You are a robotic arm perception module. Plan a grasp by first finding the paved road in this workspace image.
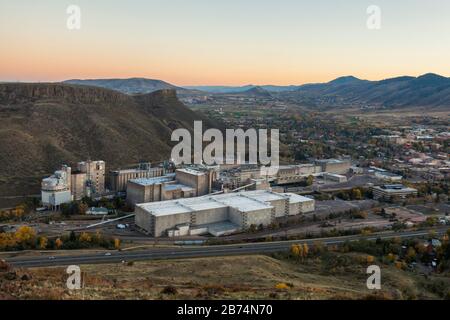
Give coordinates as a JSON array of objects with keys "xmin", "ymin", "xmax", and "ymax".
[{"xmin": 5, "ymin": 228, "xmax": 448, "ymax": 268}]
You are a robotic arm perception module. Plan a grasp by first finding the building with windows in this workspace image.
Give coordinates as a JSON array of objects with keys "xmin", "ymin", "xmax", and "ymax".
[
  {"xmin": 175, "ymin": 167, "xmax": 217, "ymax": 196},
  {"xmin": 135, "ymin": 190, "xmax": 315, "ymax": 237},
  {"xmin": 215, "ymin": 164, "xmax": 264, "ymax": 190},
  {"xmin": 315, "ymin": 159, "xmax": 351, "ymax": 174},
  {"xmin": 274, "ymin": 164, "xmax": 321, "ymax": 185},
  {"xmin": 41, "ymin": 165, "xmax": 72, "ymax": 209},
  {"xmin": 372, "ymin": 184, "xmax": 418, "ymax": 201},
  {"xmin": 374, "ymin": 171, "xmax": 403, "ymax": 182},
  {"xmin": 77, "ymin": 160, "xmax": 106, "ymax": 195},
  {"xmin": 126, "ymin": 165, "xmax": 218, "ymax": 206},
  {"xmin": 323, "ymin": 173, "xmax": 348, "ymax": 183},
  {"xmin": 110, "ymin": 164, "xmax": 165, "ymax": 192},
  {"xmin": 126, "ymin": 174, "xmax": 197, "ymax": 206},
  {"xmin": 70, "ymin": 170, "xmax": 88, "ymax": 200}
]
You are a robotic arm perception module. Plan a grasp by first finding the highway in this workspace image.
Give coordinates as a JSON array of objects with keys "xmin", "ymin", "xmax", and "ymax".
[{"xmin": 5, "ymin": 227, "xmax": 448, "ymax": 268}]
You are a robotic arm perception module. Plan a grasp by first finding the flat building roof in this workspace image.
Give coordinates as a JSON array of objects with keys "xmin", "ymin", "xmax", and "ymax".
[
  {"xmin": 163, "ymin": 184, "xmax": 195, "ymax": 192},
  {"xmin": 176, "ymin": 168, "xmax": 207, "ymax": 176},
  {"xmin": 129, "ymin": 174, "xmax": 175, "ymax": 186},
  {"xmin": 136, "ymin": 190, "xmax": 313, "ymax": 217},
  {"xmin": 214, "ymin": 194, "xmax": 272, "ymax": 212},
  {"xmin": 373, "ymin": 185, "xmax": 417, "ymax": 193}
]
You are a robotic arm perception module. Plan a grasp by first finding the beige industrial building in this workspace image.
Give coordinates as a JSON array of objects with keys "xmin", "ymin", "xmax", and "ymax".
[
  {"xmin": 217, "ymin": 160, "xmax": 351, "ymax": 188},
  {"xmin": 372, "ymin": 184, "xmax": 418, "ymax": 201},
  {"xmin": 126, "ymin": 174, "xmax": 196, "ymax": 206},
  {"xmin": 323, "ymin": 172, "xmax": 348, "ymax": 183},
  {"xmin": 70, "ymin": 160, "xmax": 106, "ymax": 200},
  {"xmin": 78, "ymin": 160, "xmax": 106, "ymax": 195},
  {"xmin": 126, "ymin": 166, "xmax": 217, "ymax": 206},
  {"xmin": 110, "ymin": 165, "xmax": 165, "ymax": 192},
  {"xmin": 216, "ymin": 166, "xmax": 261, "ymax": 190},
  {"xmin": 374, "ymin": 171, "xmax": 403, "ymax": 182},
  {"xmin": 275, "ymin": 164, "xmax": 321, "ymax": 185},
  {"xmin": 249, "ymin": 178, "xmax": 271, "ymax": 191},
  {"xmin": 135, "ymin": 190, "xmax": 315, "ymax": 237},
  {"xmin": 176, "ymin": 167, "xmax": 217, "ymax": 196},
  {"xmin": 315, "ymin": 159, "xmax": 351, "ymax": 174},
  {"xmin": 70, "ymin": 170, "xmax": 87, "ymax": 200},
  {"xmin": 42, "ymin": 160, "xmax": 106, "ymax": 207},
  {"xmin": 127, "ymin": 175, "xmax": 175, "ymax": 205},
  {"xmin": 274, "ymin": 162, "xmax": 350, "ymax": 185}
]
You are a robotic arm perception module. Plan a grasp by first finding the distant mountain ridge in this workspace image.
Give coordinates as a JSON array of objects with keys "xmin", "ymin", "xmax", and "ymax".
[
  {"xmin": 64, "ymin": 78, "xmax": 180, "ymax": 94},
  {"xmin": 284, "ymin": 73, "xmax": 450, "ymax": 108},
  {"xmin": 220, "ymin": 86, "xmax": 273, "ymax": 97},
  {"xmin": 242, "ymin": 86, "xmax": 273, "ymax": 97},
  {"xmin": 63, "ymin": 74, "xmax": 450, "ymax": 108},
  {"xmin": 184, "ymin": 84, "xmax": 296, "ymax": 93}
]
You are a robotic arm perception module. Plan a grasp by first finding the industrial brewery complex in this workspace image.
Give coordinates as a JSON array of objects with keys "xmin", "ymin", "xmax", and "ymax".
[
  {"xmin": 36, "ymin": 155, "xmax": 434, "ymax": 239},
  {"xmin": 135, "ymin": 190, "xmax": 315, "ymax": 237}
]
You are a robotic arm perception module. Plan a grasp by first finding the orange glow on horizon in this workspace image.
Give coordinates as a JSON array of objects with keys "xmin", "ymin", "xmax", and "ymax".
[{"xmin": 2, "ymin": 1, "xmax": 450, "ymax": 86}]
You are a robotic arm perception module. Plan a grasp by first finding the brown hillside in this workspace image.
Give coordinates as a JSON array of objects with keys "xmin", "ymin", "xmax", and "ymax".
[{"xmin": 0, "ymin": 83, "xmax": 218, "ymax": 198}]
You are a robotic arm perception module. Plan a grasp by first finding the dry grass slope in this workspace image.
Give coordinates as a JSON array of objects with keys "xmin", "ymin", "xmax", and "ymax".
[
  {"xmin": 0, "ymin": 83, "xmax": 218, "ymax": 199},
  {"xmin": 0, "ymin": 254, "xmax": 443, "ymax": 300}
]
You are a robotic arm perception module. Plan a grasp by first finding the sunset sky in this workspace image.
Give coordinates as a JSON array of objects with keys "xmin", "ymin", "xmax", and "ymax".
[{"xmin": 1, "ymin": 0, "xmax": 450, "ymax": 85}]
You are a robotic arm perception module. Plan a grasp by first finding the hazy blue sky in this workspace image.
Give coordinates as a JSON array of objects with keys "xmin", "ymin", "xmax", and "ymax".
[{"xmin": 1, "ymin": 0, "xmax": 450, "ymax": 85}]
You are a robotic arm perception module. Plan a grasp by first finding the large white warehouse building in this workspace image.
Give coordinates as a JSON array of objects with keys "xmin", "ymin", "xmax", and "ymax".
[{"xmin": 135, "ymin": 190, "xmax": 315, "ymax": 237}]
